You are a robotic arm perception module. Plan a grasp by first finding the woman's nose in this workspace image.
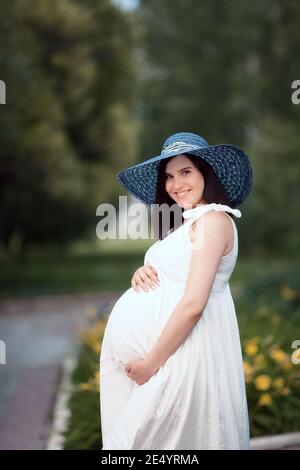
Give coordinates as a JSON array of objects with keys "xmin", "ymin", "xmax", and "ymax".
[{"xmin": 173, "ymin": 177, "xmax": 184, "ymax": 190}]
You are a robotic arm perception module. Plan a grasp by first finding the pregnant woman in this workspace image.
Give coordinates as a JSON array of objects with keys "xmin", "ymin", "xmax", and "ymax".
[{"xmin": 99, "ymin": 132, "xmax": 253, "ymax": 450}]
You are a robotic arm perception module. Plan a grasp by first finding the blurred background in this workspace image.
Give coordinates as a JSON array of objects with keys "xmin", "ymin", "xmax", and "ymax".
[{"xmin": 0, "ymin": 0, "xmax": 299, "ymax": 450}]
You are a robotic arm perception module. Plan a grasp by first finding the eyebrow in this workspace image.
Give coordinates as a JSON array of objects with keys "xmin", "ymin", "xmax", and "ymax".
[{"xmin": 165, "ymin": 166, "xmax": 193, "ymax": 176}]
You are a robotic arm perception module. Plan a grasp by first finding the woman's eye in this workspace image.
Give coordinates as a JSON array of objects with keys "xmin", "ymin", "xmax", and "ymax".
[
  {"xmin": 165, "ymin": 170, "xmax": 190, "ymax": 179},
  {"xmin": 182, "ymin": 170, "xmax": 190, "ymax": 175}
]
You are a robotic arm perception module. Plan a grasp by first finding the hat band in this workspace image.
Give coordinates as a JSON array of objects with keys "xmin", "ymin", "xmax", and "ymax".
[{"xmin": 161, "ymin": 141, "xmax": 201, "ymax": 154}]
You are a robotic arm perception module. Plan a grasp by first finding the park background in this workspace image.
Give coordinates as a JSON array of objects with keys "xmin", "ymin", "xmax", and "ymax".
[{"xmin": 0, "ymin": 0, "xmax": 299, "ymax": 450}]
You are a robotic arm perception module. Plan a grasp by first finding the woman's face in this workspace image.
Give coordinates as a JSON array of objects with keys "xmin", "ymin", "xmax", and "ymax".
[{"xmin": 164, "ymin": 155, "xmax": 207, "ymax": 208}]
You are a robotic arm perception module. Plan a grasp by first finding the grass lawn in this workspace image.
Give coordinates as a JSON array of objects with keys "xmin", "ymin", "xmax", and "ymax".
[{"xmin": 0, "ymin": 237, "xmax": 298, "ymax": 299}]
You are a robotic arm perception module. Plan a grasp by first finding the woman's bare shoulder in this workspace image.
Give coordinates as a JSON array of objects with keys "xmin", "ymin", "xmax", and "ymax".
[{"xmin": 189, "ymin": 210, "xmax": 232, "ymax": 248}]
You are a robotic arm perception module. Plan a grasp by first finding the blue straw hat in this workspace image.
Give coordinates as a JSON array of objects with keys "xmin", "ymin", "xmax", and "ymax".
[{"xmin": 117, "ymin": 132, "xmax": 253, "ymax": 207}]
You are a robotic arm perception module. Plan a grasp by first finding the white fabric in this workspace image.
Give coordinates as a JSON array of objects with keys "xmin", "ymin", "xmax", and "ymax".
[
  {"xmin": 161, "ymin": 142, "xmax": 200, "ymax": 154},
  {"xmin": 99, "ymin": 203, "xmax": 250, "ymax": 450}
]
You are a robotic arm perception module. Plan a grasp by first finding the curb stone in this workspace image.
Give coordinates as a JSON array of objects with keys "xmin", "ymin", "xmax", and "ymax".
[
  {"xmin": 46, "ymin": 348, "xmax": 79, "ymax": 450},
  {"xmin": 250, "ymin": 432, "xmax": 300, "ymax": 450}
]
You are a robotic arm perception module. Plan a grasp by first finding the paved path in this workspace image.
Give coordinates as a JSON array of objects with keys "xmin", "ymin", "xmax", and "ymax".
[{"xmin": 0, "ymin": 292, "xmax": 118, "ymax": 450}]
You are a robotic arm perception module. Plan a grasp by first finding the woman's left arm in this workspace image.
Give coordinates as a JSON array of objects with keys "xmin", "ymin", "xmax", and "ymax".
[{"xmin": 144, "ymin": 212, "xmax": 228, "ymax": 374}]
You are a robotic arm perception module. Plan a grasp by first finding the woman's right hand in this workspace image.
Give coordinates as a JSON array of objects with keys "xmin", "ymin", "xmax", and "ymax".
[{"xmin": 131, "ymin": 265, "xmax": 160, "ymax": 292}]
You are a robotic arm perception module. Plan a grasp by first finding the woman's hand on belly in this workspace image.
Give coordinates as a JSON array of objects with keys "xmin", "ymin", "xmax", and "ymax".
[
  {"xmin": 131, "ymin": 264, "xmax": 160, "ymax": 293},
  {"xmin": 124, "ymin": 358, "xmax": 159, "ymax": 385}
]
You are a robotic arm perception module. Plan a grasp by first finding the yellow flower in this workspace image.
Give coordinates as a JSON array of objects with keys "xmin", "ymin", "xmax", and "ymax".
[
  {"xmin": 84, "ymin": 305, "xmax": 97, "ymax": 320},
  {"xmin": 80, "ymin": 318, "xmax": 107, "ymax": 353},
  {"xmin": 253, "ymin": 353, "xmax": 268, "ymax": 369},
  {"xmin": 281, "ymin": 285, "xmax": 299, "ymax": 301},
  {"xmin": 273, "ymin": 377, "xmax": 285, "ymax": 390},
  {"xmin": 79, "ymin": 383, "xmax": 92, "ymax": 391},
  {"xmin": 279, "ymin": 387, "xmax": 290, "ymax": 396},
  {"xmin": 243, "ymin": 361, "xmax": 254, "ymax": 374},
  {"xmin": 257, "ymin": 393, "xmax": 272, "ymax": 407},
  {"xmin": 269, "ymin": 347, "xmax": 288, "ymax": 363},
  {"xmin": 91, "ymin": 340, "xmax": 101, "ymax": 353},
  {"xmin": 79, "ymin": 371, "xmax": 100, "ymax": 392},
  {"xmin": 255, "ymin": 374, "xmax": 272, "ymax": 391},
  {"xmin": 244, "ymin": 340, "xmax": 259, "ymax": 357},
  {"xmin": 269, "ymin": 347, "xmax": 292, "ymax": 370},
  {"xmin": 271, "ymin": 313, "xmax": 281, "ymax": 325},
  {"xmin": 264, "ymin": 335, "xmax": 274, "ymax": 346},
  {"xmin": 281, "ymin": 361, "xmax": 293, "ymax": 371},
  {"xmin": 243, "ymin": 361, "xmax": 255, "ymax": 382},
  {"xmin": 256, "ymin": 306, "xmax": 269, "ymax": 318}
]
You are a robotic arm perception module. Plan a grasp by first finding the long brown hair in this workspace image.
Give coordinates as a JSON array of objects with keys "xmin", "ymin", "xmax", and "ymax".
[{"xmin": 153, "ymin": 153, "xmax": 233, "ymax": 240}]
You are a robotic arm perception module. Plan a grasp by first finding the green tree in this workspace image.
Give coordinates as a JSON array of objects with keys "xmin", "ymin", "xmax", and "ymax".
[
  {"xmin": 134, "ymin": 0, "xmax": 300, "ymax": 256},
  {"xmin": 0, "ymin": 0, "xmax": 138, "ymax": 257}
]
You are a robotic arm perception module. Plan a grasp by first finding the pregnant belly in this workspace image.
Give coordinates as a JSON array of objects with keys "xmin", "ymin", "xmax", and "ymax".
[{"xmin": 105, "ymin": 284, "xmax": 181, "ymax": 363}]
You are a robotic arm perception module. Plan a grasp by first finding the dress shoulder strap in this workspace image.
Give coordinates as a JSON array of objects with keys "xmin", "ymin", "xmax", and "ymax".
[
  {"xmin": 182, "ymin": 203, "xmax": 242, "ymax": 225},
  {"xmin": 182, "ymin": 203, "xmax": 241, "ymax": 254}
]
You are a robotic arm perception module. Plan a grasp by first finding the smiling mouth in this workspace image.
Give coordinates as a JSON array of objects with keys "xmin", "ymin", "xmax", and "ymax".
[{"xmin": 174, "ymin": 189, "xmax": 191, "ymax": 197}]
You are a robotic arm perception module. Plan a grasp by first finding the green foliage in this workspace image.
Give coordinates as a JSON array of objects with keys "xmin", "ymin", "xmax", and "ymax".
[
  {"xmin": 244, "ymin": 115, "xmax": 300, "ymax": 256},
  {"xmin": 0, "ymin": 248, "xmax": 148, "ymax": 298},
  {"xmin": 1, "ymin": 0, "xmax": 299, "ymax": 259},
  {"xmin": 237, "ymin": 261, "xmax": 300, "ymax": 437},
  {"xmin": 135, "ymin": 0, "xmax": 300, "ymax": 257},
  {"xmin": 63, "ymin": 320, "xmax": 106, "ymax": 450},
  {"xmin": 0, "ymin": 0, "xmax": 138, "ymax": 256},
  {"xmin": 63, "ymin": 344, "xmax": 102, "ymax": 449}
]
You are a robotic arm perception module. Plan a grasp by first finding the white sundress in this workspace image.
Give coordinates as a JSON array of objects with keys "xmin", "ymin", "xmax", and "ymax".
[{"xmin": 99, "ymin": 203, "xmax": 250, "ymax": 450}]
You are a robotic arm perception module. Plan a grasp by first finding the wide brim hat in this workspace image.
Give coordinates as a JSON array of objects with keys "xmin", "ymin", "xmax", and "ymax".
[{"xmin": 117, "ymin": 132, "xmax": 253, "ymax": 207}]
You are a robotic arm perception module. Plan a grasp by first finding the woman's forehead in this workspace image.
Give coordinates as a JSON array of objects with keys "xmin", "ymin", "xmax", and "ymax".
[{"xmin": 165, "ymin": 154, "xmax": 193, "ymax": 171}]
